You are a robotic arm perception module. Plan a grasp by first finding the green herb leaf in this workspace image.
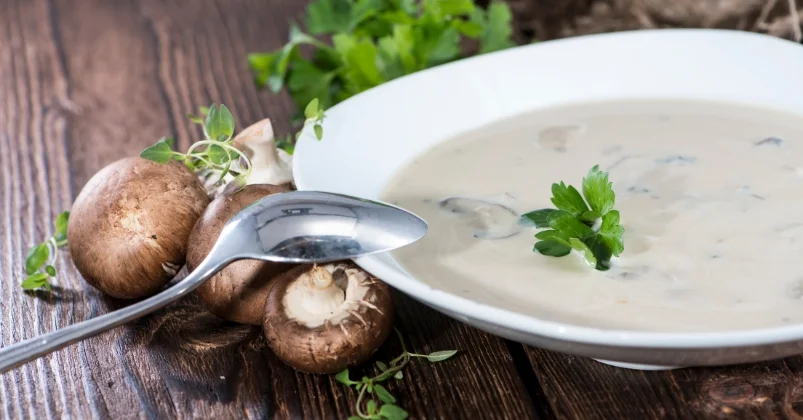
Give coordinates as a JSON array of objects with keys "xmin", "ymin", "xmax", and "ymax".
[
  {"xmin": 534, "ymin": 229, "xmax": 572, "ymax": 247},
  {"xmin": 333, "ymin": 33, "xmax": 386, "ymax": 94},
  {"xmin": 54, "ymin": 211, "xmax": 70, "ymax": 243},
  {"xmin": 393, "ymin": 370, "xmax": 403, "ymax": 380},
  {"xmin": 206, "ymin": 144, "xmax": 230, "ymax": 165},
  {"xmin": 546, "ymin": 210, "xmax": 594, "ymax": 239},
  {"xmin": 21, "ymin": 272, "xmax": 49, "ymax": 290},
  {"xmin": 378, "ymin": 403, "xmax": 408, "ymax": 420},
  {"xmin": 478, "ymin": 2, "xmax": 515, "ymax": 53},
  {"xmin": 204, "ymin": 104, "xmax": 235, "ymax": 142},
  {"xmin": 366, "ymin": 399, "xmax": 377, "ymax": 415},
  {"xmin": 423, "ymin": 25, "xmax": 461, "ymax": 66},
  {"xmin": 375, "ymin": 384, "xmax": 396, "ymax": 404},
  {"xmin": 25, "ymin": 243, "xmax": 49, "ymax": 275},
  {"xmin": 425, "ymin": 350, "xmax": 458, "ymax": 362},
  {"xmin": 314, "ymin": 124, "xmax": 324, "ymax": 140},
  {"xmin": 376, "ymin": 361, "xmax": 388, "ymax": 372},
  {"xmin": 304, "ymin": 98, "xmax": 320, "ymax": 119},
  {"xmin": 423, "ymin": 0, "xmax": 474, "ymax": 18},
  {"xmin": 583, "ymin": 234, "xmax": 614, "ymax": 270},
  {"xmin": 377, "ymin": 24, "xmax": 417, "ymax": 78},
  {"xmin": 550, "ymin": 182, "xmax": 589, "ymax": 216},
  {"xmin": 569, "ymin": 238, "xmax": 597, "ymax": 267},
  {"xmin": 580, "ymin": 210, "xmax": 601, "ymax": 224},
  {"xmin": 582, "ymin": 165, "xmax": 615, "ymax": 215},
  {"xmin": 140, "ymin": 140, "xmax": 175, "ymax": 164},
  {"xmin": 335, "ymin": 369, "xmax": 358, "ymax": 386},
  {"xmin": 45, "ymin": 265, "xmax": 57, "ymax": 276},
  {"xmin": 187, "ymin": 113, "xmax": 204, "ymax": 124},
  {"xmin": 247, "ymin": 52, "xmax": 278, "ymax": 89},
  {"xmin": 521, "ymin": 209, "xmax": 556, "ymax": 228},
  {"xmin": 305, "ymin": 0, "xmax": 354, "ymax": 34},
  {"xmin": 454, "ymin": 20, "xmax": 483, "ymax": 38},
  {"xmin": 598, "ymin": 210, "xmax": 625, "ymax": 256},
  {"xmin": 305, "ymin": 0, "xmax": 381, "ymax": 35},
  {"xmin": 534, "ymin": 240, "xmax": 571, "ymax": 257}
]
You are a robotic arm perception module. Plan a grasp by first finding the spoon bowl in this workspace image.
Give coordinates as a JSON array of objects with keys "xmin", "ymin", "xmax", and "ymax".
[
  {"xmin": 219, "ymin": 190, "xmax": 428, "ymax": 263},
  {"xmin": 0, "ymin": 190, "xmax": 427, "ymax": 373}
]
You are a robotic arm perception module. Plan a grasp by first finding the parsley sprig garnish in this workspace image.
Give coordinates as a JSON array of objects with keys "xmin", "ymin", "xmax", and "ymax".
[
  {"xmin": 248, "ymin": 0, "xmax": 515, "ymax": 148},
  {"xmin": 521, "ymin": 165, "xmax": 625, "ymax": 270},
  {"xmin": 21, "ymin": 211, "xmax": 70, "ymax": 291},
  {"xmin": 336, "ymin": 329, "xmax": 458, "ymax": 419}
]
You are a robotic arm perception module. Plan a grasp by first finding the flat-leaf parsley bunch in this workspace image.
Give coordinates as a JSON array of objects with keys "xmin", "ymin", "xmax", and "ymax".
[
  {"xmin": 522, "ymin": 165, "xmax": 624, "ymax": 270},
  {"xmin": 248, "ymin": 0, "xmax": 515, "ymax": 151}
]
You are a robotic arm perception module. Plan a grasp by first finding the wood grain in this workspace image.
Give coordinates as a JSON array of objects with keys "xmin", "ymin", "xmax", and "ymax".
[
  {"xmin": 0, "ymin": 0, "xmax": 540, "ymax": 418},
  {"xmin": 524, "ymin": 347, "xmax": 803, "ymax": 419}
]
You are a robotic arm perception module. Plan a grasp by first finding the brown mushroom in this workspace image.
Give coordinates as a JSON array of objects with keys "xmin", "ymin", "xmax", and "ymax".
[
  {"xmin": 263, "ymin": 262, "xmax": 395, "ymax": 374},
  {"xmin": 186, "ymin": 183, "xmax": 296, "ymax": 325},
  {"xmin": 67, "ymin": 156, "xmax": 209, "ymax": 299}
]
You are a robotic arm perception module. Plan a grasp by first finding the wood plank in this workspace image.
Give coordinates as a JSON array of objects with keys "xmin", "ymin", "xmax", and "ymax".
[
  {"xmin": 525, "ymin": 346, "xmax": 803, "ymax": 419},
  {"xmin": 0, "ymin": 0, "xmax": 98, "ymax": 417},
  {"xmin": 0, "ymin": 0, "xmax": 542, "ymax": 417}
]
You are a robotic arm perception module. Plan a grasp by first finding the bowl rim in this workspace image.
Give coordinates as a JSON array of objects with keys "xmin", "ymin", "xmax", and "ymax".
[{"xmin": 294, "ymin": 28, "xmax": 803, "ymax": 349}]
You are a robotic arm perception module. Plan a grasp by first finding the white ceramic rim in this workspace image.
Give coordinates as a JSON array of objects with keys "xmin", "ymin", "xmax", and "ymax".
[{"xmin": 293, "ymin": 28, "xmax": 803, "ymax": 349}]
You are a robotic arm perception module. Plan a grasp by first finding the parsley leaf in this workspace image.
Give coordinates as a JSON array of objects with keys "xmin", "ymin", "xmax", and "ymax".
[
  {"xmin": 569, "ymin": 238, "xmax": 597, "ymax": 267},
  {"xmin": 550, "ymin": 182, "xmax": 589, "ymax": 216},
  {"xmin": 306, "ymin": 0, "xmax": 382, "ymax": 35},
  {"xmin": 582, "ymin": 165, "xmax": 615, "ymax": 215},
  {"xmin": 478, "ymin": 2, "xmax": 515, "ymax": 53},
  {"xmin": 521, "ymin": 209, "xmax": 556, "ymax": 228},
  {"xmin": 546, "ymin": 210, "xmax": 594, "ymax": 238},
  {"xmin": 534, "ymin": 240, "xmax": 571, "ymax": 257},
  {"xmin": 599, "ymin": 210, "xmax": 625, "ymax": 256},
  {"xmin": 523, "ymin": 165, "xmax": 624, "ymax": 271},
  {"xmin": 333, "ymin": 34, "xmax": 387, "ymax": 94}
]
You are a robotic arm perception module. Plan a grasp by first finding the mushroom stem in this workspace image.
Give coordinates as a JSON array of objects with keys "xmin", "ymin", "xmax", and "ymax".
[
  {"xmin": 310, "ymin": 265, "xmax": 334, "ymax": 289},
  {"xmin": 285, "ymin": 265, "xmax": 347, "ymax": 321},
  {"xmin": 232, "ymin": 118, "xmax": 294, "ymax": 187}
]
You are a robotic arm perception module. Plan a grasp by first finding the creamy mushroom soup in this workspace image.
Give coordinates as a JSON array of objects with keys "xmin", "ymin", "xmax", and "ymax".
[{"xmin": 381, "ymin": 99, "xmax": 803, "ymax": 332}]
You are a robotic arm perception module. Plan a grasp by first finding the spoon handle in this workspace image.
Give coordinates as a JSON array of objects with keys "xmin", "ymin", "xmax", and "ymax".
[{"xmin": 0, "ymin": 255, "xmax": 227, "ymax": 374}]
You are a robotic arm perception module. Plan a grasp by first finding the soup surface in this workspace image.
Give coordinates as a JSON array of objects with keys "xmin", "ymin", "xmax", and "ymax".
[{"xmin": 381, "ymin": 99, "xmax": 803, "ymax": 332}]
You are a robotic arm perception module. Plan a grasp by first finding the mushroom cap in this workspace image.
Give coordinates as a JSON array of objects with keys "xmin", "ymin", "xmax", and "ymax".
[
  {"xmin": 187, "ymin": 183, "xmax": 296, "ymax": 325},
  {"xmin": 262, "ymin": 262, "xmax": 395, "ymax": 374},
  {"xmin": 67, "ymin": 156, "xmax": 209, "ymax": 299}
]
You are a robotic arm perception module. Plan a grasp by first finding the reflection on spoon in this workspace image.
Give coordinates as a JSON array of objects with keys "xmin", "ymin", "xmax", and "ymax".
[{"xmin": 438, "ymin": 196, "xmax": 523, "ymax": 239}]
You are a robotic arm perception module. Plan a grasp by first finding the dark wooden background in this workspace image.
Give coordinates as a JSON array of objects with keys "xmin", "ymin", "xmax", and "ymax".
[{"xmin": 3, "ymin": 0, "xmax": 803, "ymax": 418}]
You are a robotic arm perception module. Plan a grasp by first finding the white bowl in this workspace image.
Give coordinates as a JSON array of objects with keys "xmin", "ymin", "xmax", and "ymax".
[{"xmin": 292, "ymin": 29, "xmax": 803, "ymax": 370}]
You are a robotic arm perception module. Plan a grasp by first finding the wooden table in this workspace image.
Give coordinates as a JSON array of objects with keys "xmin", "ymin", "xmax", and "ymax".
[{"xmin": 2, "ymin": 0, "xmax": 803, "ymax": 418}]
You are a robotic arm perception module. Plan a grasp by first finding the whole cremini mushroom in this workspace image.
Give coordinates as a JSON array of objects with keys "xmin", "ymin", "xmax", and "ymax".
[
  {"xmin": 231, "ymin": 117, "xmax": 294, "ymax": 189},
  {"xmin": 263, "ymin": 262, "xmax": 395, "ymax": 374},
  {"xmin": 186, "ymin": 183, "xmax": 295, "ymax": 325},
  {"xmin": 67, "ymin": 156, "xmax": 209, "ymax": 299}
]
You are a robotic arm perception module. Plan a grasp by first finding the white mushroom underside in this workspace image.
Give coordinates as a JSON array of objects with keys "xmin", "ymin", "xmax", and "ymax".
[
  {"xmin": 247, "ymin": 148, "xmax": 293, "ymax": 186},
  {"xmin": 283, "ymin": 264, "xmax": 375, "ymax": 328}
]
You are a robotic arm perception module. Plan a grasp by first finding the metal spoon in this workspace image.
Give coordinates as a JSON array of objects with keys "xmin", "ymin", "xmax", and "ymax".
[{"xmin": 0, "ymin": 190, "xmax": 427, "ymax": 373}]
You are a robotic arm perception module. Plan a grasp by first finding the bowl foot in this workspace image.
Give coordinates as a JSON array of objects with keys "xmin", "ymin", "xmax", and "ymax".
[{"xmin": 594, "ymin": 359, "xmax": 682, "ymax": 370}]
